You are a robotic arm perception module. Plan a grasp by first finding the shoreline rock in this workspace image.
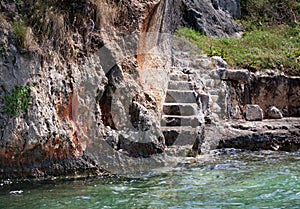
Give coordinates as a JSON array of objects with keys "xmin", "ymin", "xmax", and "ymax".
[{"xmin": 217, "ymin": 118, "xmax": 300, "ymax": 152}]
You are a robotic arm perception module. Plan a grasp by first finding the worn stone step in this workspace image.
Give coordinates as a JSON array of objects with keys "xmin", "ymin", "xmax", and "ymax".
[
  {"xmin": 168, "ymin": 80, "xmax": 194, "ymax": 90},
  {"xmin": 165, "ymin": 90, "xmax": 197, "ymax": 103},
  {"xmin": 161, "ymin": 115, "xmax": 203, "ymax": 127},
  {"xmin": 163, "ymin": 103, "xmax": 198, "ymax": 116},
  {"xmin": 161, "ymin": 126, "xmax": 201, "ymax": 146},
  {"xmin": 172, "ymin": 58, "xmax": 191, "ymax": 67},
  {"xmin": 169, "ymin": 73, "xmax": 190, "ymax": 81}
]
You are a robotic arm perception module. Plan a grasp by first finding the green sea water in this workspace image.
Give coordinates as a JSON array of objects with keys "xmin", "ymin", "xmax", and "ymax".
[{"xmin": 0, "ymin": 150, "xmax": 299, "ymax": 209}]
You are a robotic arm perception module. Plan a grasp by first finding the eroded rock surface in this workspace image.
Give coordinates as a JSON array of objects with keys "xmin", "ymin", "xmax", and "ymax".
[
  {"xmin": 217, "ymin": 118, "xmax": 300, "ymax": 152},
  {"xmin": 266, "ymin": 106, "xmax": 283, "ymax": 119},
  {"xmin": 0, "ymin": 0, "xmax": 172, "ymax": 179},
  {"xmin": 177, "ymin": 0, "xmax": 244, "ymax": 38}
]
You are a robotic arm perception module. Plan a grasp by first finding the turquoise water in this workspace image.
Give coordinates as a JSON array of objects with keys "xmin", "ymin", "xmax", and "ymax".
[{"xmin": 0, "ymin": 150, "xmax": 299, "ymax": 209}]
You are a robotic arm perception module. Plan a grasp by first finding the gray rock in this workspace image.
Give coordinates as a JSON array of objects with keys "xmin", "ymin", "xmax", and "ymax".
[
  {"xmin": 218, "ymin": 0, "xmax": 241, "ymax": 18},
  {"xmin": 266, "ymin": 106, "xmax": 283, "ymax": 119},
  {"xmin": 130, "ymin": 102, "xmax": 151, "ymax": 131},
  {"xmin": 220, "ymin": 69, "xmax": 250, "ymax": 83},
  {"xmin": 165, "ymin": 90, "xmax": 197, "ymax": 103},
  {"xmin": 212, "ymin": 56, "xmax": 227, "ymax": 68},
  {"xmin": 245, "ymin": 104, "xmax": 264, "ymax": 121},
  {"xmin": 176, "ymin": 0, "xmax": 244, "ymax": 38},
  {"xmin": 217, "ymin": 118, "xmax": 300, "ymax": 152}
]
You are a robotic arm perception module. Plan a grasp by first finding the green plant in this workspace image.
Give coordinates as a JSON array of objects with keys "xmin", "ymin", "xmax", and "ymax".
[
  {"xmin": 208, "ymin": 45, "xmax": 226, "ymax": 59},
  {"xmin": 1, "ymin": 85, "xmax": 32, "ymax": 117},
  {"xmin": 12, "ymin": 20, "xmax": 27, "ymax": 48}
]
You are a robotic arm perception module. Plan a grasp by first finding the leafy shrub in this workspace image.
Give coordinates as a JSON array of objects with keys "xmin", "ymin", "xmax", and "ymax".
[
  {"xmin": 1, "ymin": 85, "xmax": 32, "ymax": 117},
  {"xmin": 240, "ymin": 0, "xmax": 300, "ymax": 26}
]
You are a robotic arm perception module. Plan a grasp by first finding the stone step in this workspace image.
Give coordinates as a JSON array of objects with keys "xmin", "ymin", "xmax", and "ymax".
[
  {"xmin": 161, "ymin": 126, "xmax": 201, "ymax": 146},
  {"xmin": 168, "ymin": 80, "xmax": 194, "ymax": 90},
  {"xmin": 169, "ymin": 73, "xmax": 190, "ymax": 81},
  {"xmin": 161, "ymin": 115, "xmax": 203, "ymax": 127},
  {"xmin": 165, "ymin": 90, "xmax": 197, "ymax": 103},
  {"xmin": 163, "ymin": 103, "xmax": 198, "ymax": 116}
]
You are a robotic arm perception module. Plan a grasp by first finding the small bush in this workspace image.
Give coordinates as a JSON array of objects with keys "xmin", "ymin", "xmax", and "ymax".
[
  {"xmin": 12, "ymin": 20, "xmax": 27, "ymax": 48},
  {"xmin": 208, "ymin": 45, "xmax": 226, "ymax": 59},
  {"xmin": 1, "ymin": 85, "xmax": 32, "ymax": 117},
  {"xmin": 240, "ymin": 0, "xmax": 300, "ymax": 26}
]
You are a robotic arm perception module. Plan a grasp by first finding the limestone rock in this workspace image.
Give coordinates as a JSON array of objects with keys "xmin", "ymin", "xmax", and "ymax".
[
  {"xmin": 130, "ymin": 101, "xmax": 151, "ymax": 131},
  {"xmin": 212, "ymin": 56, "xmax": 227, "ymax": 68},
  {"xmin": 245, "ymin": 104, "xmax": 264, "ymax": 121},
  {"xmin": 266, "ymin": 106, "xmax": 283, "ymax": 119},
  {"xmin": 178, "ymin": 0, "xmax": 244, "ymax": 38},
  {"xmin": 217, "ymin": 118, "xmax": 300, "ymax": 152},
  {"xmin": 220, "ymin": 69, "xmax": 250, "ymax": 83},
  {"xmin": 250, "ymin": 74, "xmax": 300, "ymax": 116},
  {"xmin": 218, "ymin": 0, "xmax": 241, "ymax": 18}
]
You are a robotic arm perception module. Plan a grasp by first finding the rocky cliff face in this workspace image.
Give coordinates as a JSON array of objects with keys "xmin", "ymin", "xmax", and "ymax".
[{"xmin": 0, "ymin": 0, "xmax": 175, "ymax": 178}]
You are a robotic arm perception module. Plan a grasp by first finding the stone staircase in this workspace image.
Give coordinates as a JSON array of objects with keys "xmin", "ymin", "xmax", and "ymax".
[
  {"xmin": 161, "ymin": 67, "xmax": 204, "ymax": 154},
  {"xmin": 160, "ymin": 37, "xmax": 232, "ymax": 155}
]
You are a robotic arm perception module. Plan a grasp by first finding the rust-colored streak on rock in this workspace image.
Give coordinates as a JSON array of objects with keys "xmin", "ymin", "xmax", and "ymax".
[
  {"xmin": 137, "ymin": 3, "xmax": 160, "ymax": 71},
  {"xmin": 54, "ymin": 92, "xmax": 84, "ymax": 158},
  {"xmin": 68, "ymin": 92, "xmax": 84, "ymax": 158}
]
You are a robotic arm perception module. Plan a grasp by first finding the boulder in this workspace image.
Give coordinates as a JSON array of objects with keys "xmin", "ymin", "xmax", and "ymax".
[
  {"xmin": 245, "ymin": 104, "xmax": 264, "ymax": 121},
  {"xmin": 266, "ymin": 106, "xmax": 283, "ymax": 119}
]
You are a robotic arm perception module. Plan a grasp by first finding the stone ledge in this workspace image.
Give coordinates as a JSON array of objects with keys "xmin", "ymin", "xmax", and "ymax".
[{"xmin": 209, "ymin": 118, "xmax": 300, "ymax": 152}]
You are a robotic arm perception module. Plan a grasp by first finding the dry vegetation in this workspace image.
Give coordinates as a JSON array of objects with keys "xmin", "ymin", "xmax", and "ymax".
[
  {"xmin": 5, "ymin": 0, "xmax": 126, "ymax": 59},
  {"xmin": 93, "ymin": 0, "xmax": 122, "ymax": 30}
]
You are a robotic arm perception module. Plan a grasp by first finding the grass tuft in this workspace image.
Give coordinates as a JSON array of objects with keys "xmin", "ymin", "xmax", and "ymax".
[{"xmin": 12, "ymin": 20, "xmax": 27, "ymax": 49}]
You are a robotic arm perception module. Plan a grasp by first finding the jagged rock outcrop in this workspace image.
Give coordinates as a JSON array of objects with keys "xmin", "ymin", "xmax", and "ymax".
[
  {"xmin": 217, "ymin": 118, "xmax": 300, "ymax": 152},
  {"xmin": 218, "ymin": 0, "xmax": 241, "ymax": 18},
  {"xmin": 176, "ymin": 0, "xmax": 244, "ymax": 38},
  {"xmin": 222, "ymin": 70, "xmax": 300, "ymax": 119}
]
